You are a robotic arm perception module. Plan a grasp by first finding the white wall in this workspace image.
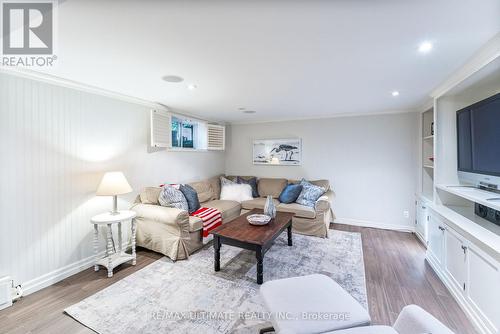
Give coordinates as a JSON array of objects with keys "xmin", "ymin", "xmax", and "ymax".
[
  {"xmin": 225, "ymin": 113, "xmax": 418, "ymax": 231},
  {"xmin": 0, "ymin": 72, "xmax": 224, "ymax": 293}
]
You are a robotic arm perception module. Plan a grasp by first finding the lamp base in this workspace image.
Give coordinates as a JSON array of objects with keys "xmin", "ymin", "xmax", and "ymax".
[{"xmin": 110, "ymin": 195, "xmax": 120, "ymax": 215}]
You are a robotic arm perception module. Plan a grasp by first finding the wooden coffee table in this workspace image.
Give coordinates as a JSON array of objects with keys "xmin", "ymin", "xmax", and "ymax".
[{"xmin": 210, "ymin": 209, "xmax": 295, "ymax": 284}]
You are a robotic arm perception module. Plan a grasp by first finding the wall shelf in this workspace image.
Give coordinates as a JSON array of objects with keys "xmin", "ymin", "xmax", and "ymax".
[{"xmin": 436, "ymin": 184, "xmax": 500, "ymax": 211}]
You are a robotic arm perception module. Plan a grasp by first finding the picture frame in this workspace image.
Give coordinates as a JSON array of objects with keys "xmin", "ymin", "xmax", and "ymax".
[{"xmin": 252, "ymin": 138, "xmax": 302, "ymax": 165}]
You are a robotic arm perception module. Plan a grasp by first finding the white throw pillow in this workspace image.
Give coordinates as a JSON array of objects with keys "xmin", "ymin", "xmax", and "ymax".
[{"xmin": 220, "ymin": 183, "xmax": 253, "ymax": 203}]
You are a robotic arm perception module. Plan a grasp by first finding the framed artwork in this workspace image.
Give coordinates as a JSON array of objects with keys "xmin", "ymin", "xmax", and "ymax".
[{"xmin": 252, "ymin": 138, "xmax": 301, "ymax": 165}]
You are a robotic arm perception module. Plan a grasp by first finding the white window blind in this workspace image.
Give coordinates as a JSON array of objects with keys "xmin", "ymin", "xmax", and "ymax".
[
  {"xmin": 150, "ymin": 109, "xmax": 170, "ymax": 148},
  {"xmin": 207, "ymin": 124, "xmax": 225, "ymax": 151}
]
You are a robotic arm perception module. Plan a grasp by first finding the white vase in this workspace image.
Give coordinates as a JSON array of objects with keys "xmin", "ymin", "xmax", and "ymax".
[{"xmin": 264, "ymin": 195, "xmax": 276, "ymax": 218}]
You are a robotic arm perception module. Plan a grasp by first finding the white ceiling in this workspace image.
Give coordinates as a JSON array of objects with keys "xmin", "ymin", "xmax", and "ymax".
[{"xmin": 37, "ymin": 0, "xmax": 500, "ymax": 122}]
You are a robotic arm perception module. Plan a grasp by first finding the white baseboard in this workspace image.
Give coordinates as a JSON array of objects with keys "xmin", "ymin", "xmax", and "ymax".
[
  {"xmin": 22, "ymin": 242, "xmax": 131, "ymax": 296},
  {"xmin": 334, "ymin": 217, "xmax": 415, "ymax": 233}
]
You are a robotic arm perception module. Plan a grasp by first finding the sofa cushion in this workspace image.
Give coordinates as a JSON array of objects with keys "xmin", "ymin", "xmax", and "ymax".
[
  {"xmin": 277, "ymin": 202, "xmax": 316, "ymax": 218},
  {"xmin": 278, "ymin": 184, "xmax": 303, "ymax": 204},
  {"xmin": 220, "ymin": 183, "xmax": 253, "ymax": 202},
  {"xmin": 139, "ymin": 187, "xmax": 162, "ymax": 205},
  {"xmin": 158, "ymin": 186, "xmax": 189, "ymax": 211},
  {"xmin": 241, "ymin": 197, "xmax": 280, "ymax": 210},
  {"xmin": 237, "ymin": 176, "xmax": 259, "ymax": 198},
  {"xmin": 206, "ymin": 175, "xmax": 222, "ymax": 200},
  {"xmin": 188, "ymin": 216, "xmax": 203, "ymax": 232},
  {"xmin": 296, "ymin": 179, "xmax": 326, "ymax": 207},
  {"xmin": 188, "ymin": 180, "xmax": 213, "ymax": 203},
  {"xmin": 289, "ymin": 179, "xmax": 330, "ymax": 191},
  {"xmin": 179, "ymin": 184, "xmax": 200, "ymax": 214},
  {"xmin": 258, "ymin": 178, "xmax": 287, "ymax": 198},
  {"xmin": 260, "ymin": 274, "xmax": 371, "ymax": 334},
  {"xmin": 204, "ymin": 200, "xmax": 242, "ymax": 222}
]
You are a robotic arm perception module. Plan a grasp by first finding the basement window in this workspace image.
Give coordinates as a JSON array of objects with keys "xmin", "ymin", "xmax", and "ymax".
[{"xmin": 171, "ymin": 116, "xmax": 207, "ymax": 150}]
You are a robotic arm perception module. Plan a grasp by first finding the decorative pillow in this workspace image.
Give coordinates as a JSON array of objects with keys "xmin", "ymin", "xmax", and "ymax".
[
  {"xmin": 220, "ymin": 176, "xmax": 235, "ymax": 187},
  {"xmin": 279, "ymin": 184, "xmax": 303, "ymax": 204},
  {"xmin": 158, "ymin": 185, "xmax": 189, "ymax": 211},
  {"xmin": 220, "ymin": 183, "xmax": 253, "ymax": 203},
  {"xmin": 179, "ymin": 184, "xmax": 200, "ymax": 214},
  {"xmin": 295, "ymin": 179, "xmax": 326, "ymax": 207},
  {"xmin": 139, "ymin": 187, "xmax": 162, "ymax": 205},
  {"xmin": 237, "ymin": 176, "xmax": 259, "ymax": 198}
]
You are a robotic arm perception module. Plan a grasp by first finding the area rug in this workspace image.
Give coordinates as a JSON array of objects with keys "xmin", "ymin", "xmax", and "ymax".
[{"xmin": 65, "ymin": 230, "xmax": 367, "ymax": 334}]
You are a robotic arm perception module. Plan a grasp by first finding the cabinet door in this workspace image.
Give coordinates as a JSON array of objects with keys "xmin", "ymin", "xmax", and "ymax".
[
  {"xmin": 427, "ymin": 213, "xmax": 445, "ymax": 268},
  {"xmin": 416, "ymin": 201, "xmax": 428, "ymax": 244},
  {"xmin": 467, "ymin": 245, "xmax": 500, "ymax": 334},
  {"xmin": 444, "ymin": 227, "xmax": 467, "ymax": 292}
]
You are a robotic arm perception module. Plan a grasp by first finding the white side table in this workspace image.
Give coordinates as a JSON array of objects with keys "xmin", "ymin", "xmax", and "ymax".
[{"xmin": 91, "ymin": 210, "xmax": 137, "ymax": 278}]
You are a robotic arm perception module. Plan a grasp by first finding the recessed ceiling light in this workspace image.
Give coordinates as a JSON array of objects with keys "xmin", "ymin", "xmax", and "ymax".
[
  {"xmin": 162, "ymin": 75, "xmax": 184, "ymax": 83},
  {"xmin": 187, "ymin": 84, "xmax": 197, "ymax": 90},
  {"xmin": 243, "ymin": 110, "xmax": 256, "ymax": 114},
  {"xmin": 418, "ymin": 41, "xmax": 433, "ymax": 53},
  {"xmin": 392, "ymin": 91, "xmax": 400, "ymax": 97}
]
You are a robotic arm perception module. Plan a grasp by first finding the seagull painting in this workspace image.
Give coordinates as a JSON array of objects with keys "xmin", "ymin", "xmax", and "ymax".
[
  {"xmin": 253, "ymin": 139, "xmax": 301, "ymax": 165},
  {"xmin": 270, "ymin": 144, "xmax": 298, "ymax": 161}
]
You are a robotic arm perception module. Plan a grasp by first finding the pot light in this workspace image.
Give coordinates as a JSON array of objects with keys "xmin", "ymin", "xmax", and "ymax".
[
  {"xmin": 418, "ymin": 41, "xmax": 433, "ymax": 53},
  {"xmin": 187, "ymin": 84, "xmax": 197, "ymax": 90},
  {"xmin": 162, "ymin": 75, "xmax": 184, "ymax": 83},
  {"xmin": 392, "ymin": 91, "xmax": 400, "ymax": 97}
]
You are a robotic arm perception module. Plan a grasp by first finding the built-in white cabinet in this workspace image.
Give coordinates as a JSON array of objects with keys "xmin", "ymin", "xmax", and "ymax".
[
  {"xmin": 415, "ymin": 197, "xmax": 429, "ymax": 246},
  {"xmin": 444, "ymin": 227, "xmax": 467, "ymax": 293},
  {"xmin": 467, "ymin": 245, "xmax": 500, "ymax": 334},
  {"xmin": 427, "ymin": 213, "xmax": 445, "ymax": 267},
  {"xmin": 427, "ymin": 207, "xmax": 500, "ymax": 334}
]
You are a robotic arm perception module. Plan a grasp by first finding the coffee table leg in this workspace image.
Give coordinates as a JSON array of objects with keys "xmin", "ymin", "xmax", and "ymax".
[
  {"xmin": 214, "ymin": 236, "xmax": 221, "ymax": 272},
  {"xmin": 256, "ymin": 248, "xmax": 264, "ymax": 285},
  {"xmin": 287, "ymin": 223, "xmax": 293, "ymax": 246}
]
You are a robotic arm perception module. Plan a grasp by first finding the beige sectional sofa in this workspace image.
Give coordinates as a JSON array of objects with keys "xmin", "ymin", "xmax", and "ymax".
[{"xmin": 131, "ymin": 175, "xmax": 335, "ymax": 260}]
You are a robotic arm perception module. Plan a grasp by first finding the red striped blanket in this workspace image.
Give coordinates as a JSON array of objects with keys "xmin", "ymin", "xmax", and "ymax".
[{"xmin": 191, "ymin": 207, "xmax": 222, "ymax": 237}]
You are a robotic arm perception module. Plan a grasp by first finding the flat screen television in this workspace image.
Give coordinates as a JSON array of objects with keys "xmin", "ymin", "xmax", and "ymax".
[{"xmin": 457, "ymin": 92, "xmax": 500, "ymax": 190}]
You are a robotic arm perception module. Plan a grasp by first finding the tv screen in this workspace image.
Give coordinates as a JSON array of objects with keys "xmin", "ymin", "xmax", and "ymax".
[{"xmin": 457, "ymin": 92, "xmax": 500, "ymax": 177}]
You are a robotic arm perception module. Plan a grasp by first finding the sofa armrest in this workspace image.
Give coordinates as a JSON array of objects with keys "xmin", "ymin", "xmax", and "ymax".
[
  {"xmin": 131, "ymin": 203, "xmax": 189, "ymax": 227},
  {"xmin": 315, "ymin": 190, "xmax": 334, "ymax": 212},
  {"xmin": 393, "ymin": 305, "xmax": 455, "ymax": 334}
]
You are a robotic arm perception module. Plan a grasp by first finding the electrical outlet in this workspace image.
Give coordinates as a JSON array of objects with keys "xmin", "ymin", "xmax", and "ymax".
[{"xmin": 403, "ymin": 210, "xmax": 410, "ymax": 218}]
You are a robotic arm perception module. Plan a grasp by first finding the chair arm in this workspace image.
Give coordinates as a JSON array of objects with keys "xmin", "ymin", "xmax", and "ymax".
[
  {"xmin": 315, "ymin": 190, "xmax": 334, "ymax": 212},
  {"xmin": 393, "ymin": 305, "xmax": 455, "ymax": 334},
  {"xmin": 131, "ymin": 203, "xmax": 189, "ymax": 227}
]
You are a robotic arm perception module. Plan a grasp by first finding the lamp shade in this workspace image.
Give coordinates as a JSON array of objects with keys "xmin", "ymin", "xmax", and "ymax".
[{"xmin": 96, "ymin": 171, "xmax": 132, "ymax": 196}]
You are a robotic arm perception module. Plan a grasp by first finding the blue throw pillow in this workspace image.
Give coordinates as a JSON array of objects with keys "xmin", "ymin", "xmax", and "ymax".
[
  {"xmin": 179, "ymin": 184, "xmax": 200, "ymax": 214},
  {"xmin": 237, "ymin": 176, "xmax": 259, "ymax": 198},
  {"xmin": 279, "ymin": 184, "xmax": 303, "ymax": 204},
  {"xmin": 295, "ymin": 179, "xmax": 326, "ymax": 207}
]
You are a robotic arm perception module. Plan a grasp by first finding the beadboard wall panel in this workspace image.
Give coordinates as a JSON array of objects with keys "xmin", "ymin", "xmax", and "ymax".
[{"xmin": 0, "ymin": 72, "xmax": 224, "ymax": 293}]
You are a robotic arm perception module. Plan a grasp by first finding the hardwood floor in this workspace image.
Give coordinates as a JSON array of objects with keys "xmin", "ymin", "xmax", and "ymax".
[{"xmin": 0, "ymin": 225, "xmax": 477, "ymax": 334}]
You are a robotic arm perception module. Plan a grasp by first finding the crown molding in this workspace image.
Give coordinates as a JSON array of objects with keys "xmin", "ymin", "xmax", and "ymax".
[
  {"xmin": 228, "ymin": 108, "xmax": 418, "ymax": 125},
  {"xmin": 430, "ymin": 33, "xmax": 500, "ymax": 99}
]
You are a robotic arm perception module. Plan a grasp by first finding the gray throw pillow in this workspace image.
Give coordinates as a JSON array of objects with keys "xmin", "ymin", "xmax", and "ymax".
[
  {"xmin": 158, "ymin": 185, "xmax": 189, "ymax": 211},
  {"xmin": 237, "ymin": 176, "xmax": 259, "ymax": 198},
  {"xmin": 295, "ymin": 179, "xmax": 326, "ymax": 207},
  {"xmin": 179, "ymin": 184, "xmax": 200, "ymax": 214},
  {"xmin": 220, "ymin": 176, "xmax": 235, "ymax": 187}
]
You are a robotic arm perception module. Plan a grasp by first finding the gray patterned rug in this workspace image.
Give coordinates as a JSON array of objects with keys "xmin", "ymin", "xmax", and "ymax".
[{"xmin": 65, "ymin": 230, "xmax": 367, "ymax": 334}]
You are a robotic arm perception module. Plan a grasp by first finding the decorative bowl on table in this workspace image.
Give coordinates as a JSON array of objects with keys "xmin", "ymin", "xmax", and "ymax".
[{"xmin": 247, "ymin": 214, "xmax": 271, "ymax": 226}]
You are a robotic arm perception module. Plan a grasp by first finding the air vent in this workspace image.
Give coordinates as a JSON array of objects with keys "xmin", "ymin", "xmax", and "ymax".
[
  {"xmin": 150, "ymin": 110, "xmax": 170, "ymax": 148},
  {"xmin": 207, "ymin": 124, "xmax": 225, "ymax": 151}
]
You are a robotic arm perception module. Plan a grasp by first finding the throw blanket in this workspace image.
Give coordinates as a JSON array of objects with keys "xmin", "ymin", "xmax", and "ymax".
[{"xmin": 191, "ymin": 207, "xmax": 222, "ymax": 237}]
